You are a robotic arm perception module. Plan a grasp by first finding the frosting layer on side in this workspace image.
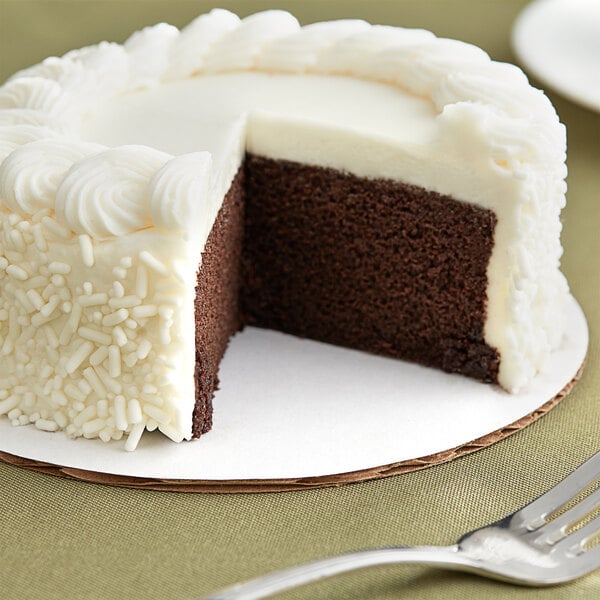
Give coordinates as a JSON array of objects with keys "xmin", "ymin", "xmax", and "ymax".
[{"xmin": 0, "ymin": 9, "xmax": 569, "ymax": 450}]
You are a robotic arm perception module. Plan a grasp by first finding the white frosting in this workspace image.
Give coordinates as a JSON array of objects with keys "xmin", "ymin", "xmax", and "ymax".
[{"xmin": 0, "ymin": 9, "xmax": 569, "ymax": 449}]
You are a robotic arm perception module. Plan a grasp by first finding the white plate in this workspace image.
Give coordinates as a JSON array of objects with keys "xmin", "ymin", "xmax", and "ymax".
[
  {"xmin": 512, "ymin": 0, "xmax": 600, "ymax": 112},
  {"xmin": 0, "ymin": 295, "xmax": 588, "ymax": 481}
]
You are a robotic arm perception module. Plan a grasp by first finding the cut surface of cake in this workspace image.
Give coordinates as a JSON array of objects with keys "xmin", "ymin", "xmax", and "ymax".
[{"xmin": 0, "ymin": 10, "xmax": 569, "ymax": 450}]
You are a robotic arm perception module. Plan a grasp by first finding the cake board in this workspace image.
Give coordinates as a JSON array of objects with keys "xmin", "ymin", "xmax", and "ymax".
[{"xmin": 0, "ymin": 295, "xmax": 588, "ymax": 493}]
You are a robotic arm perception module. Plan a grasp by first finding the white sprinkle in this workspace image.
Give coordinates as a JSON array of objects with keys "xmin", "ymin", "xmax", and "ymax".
[
  {"xmin": 43, "ymin": 326, "xmax": 59, "ymax": 349},
  {"xmin": 89, "ymin": 345, "xmax": 108, "ymax": 366},
  {"xmin": 146, "ymin": 419, "xmax": 158, "ymax": 432},
  {"xmin": 113, "ymin": 395, "xmax": 128, "ymax": 431},
  {"xmin": 41, "ymin": 283, "xmax": 54, "ymax": 301},
  {"xmin": 124, "ymin": 353, "xmax": 138, "ymax": 368},
  {"xmin": 26, "ymin": 289, "xmax": 44, "ymax": 311},
  {"xmin": 125, "ymin": 422, "xmax": 145, "ymax": 451},
  {"xmin": 143, "ymin": 404, "xmax": 169, "ymax": 425},
  {"xmin": 65, "ymin": 340, "xmax": 94, "ymax": 374},
  {"xmin": 64, "ymin": 383, "xmax": 87, "ymax": 403},
  {"xmin": 73, "ymin": 405, "xmax": 96, "ymax": 428},
  {"xmin": 50, "ymin": 390, "xmax": 68, "ymax": 407},
  {"xmin": 82, "ymin": 367, "xmax": 106, "ymax": 398},
  {"xmin": 48, "ymin": 261, "xmax": 71, "ymax": 275},
  {"xmin": 82, "ymin": 418, "xmax": 105, "ymax": 436},
  {"xmin": 83, "ymin": 282, "xmax": 93, "ymax": 295},
  {"xmin": 78, "ymin": 293, "xmax": 108, "ymax": 307},
  {"xmin": 135, "ymin": 265, "xmax": 148, "ymax": 299},
  {"xmin": 159, "ymin": 423, "xmax": 184, "ymax": 443},
  {"xmin": 94, "ymin": 365, "xmax": 121, "ymax": 394},
  {"xmin": 51, "ymin": 274, "xmax": 65, "ymax": 287},
  {"xmin": 32, "ymin": 223, "xmax": 48, "ymax": 251},
  {"xmin": 40, "ymin": 295, "xmax": 60, "ymax": 317},
  {"xmin": 127, "ymin": 399, "xmax": 143, "ymax": 424},
  {"xmin": 14, "ymin": 289, "xmax": 35, "ymax": 313},
  {"xmin": 124, "ymin": 319, "xmax": 137, "ymax": 330},
  {"xmin": 108, "ymin": 295, "xmax": 141, "ymax": 309},
  {"xmin": 135, "ymin": 338, "xmax": 152, "ymax": 360},
  {"xmin": 112, "ymin": 326, "xmax": 127, "ymax": 347},
  {"xmin": 159, "ymin": 322, "xmax": 171, "ymax": 345},
  {"xmin": 59, "ymin": 301, "xmax": 82, "ymax": 345},
  {"xmin": 102, "ymin": 308, "xmax": 128, "ymax": 327},
  {"xmin": 97, "ymin": 399, "xmax": 108, "ymax": 418},
  {"xmin": 78, "ymin": 234, "xmax": 94, "ymax": 267},
  {"xmin": 0, "ymin": 395, "xmax": 19, "ymax": 415},
  {"xmin": 112, "ymin": 266, "xmax": 127, "ymax": 279},
  {"xmin": 7, "ymin": 408, "xmax": 21, "ymax": 421},
  {"xmin": 112, "ymin": 281, "xmax": 125, "ymax": 298},
  {"xmin": 35, "ymin": 418, "xmax": 58, "ymax": 432},
  {"xmin": 134, "ymin": 305, "xmax": 159, "ymax": 323},
  {"xmin": 78, "ymin": 326, "xmax": 112, "ymax": 346},
  {"xmin": 6, "ymin": 265, "xmax": 28, "ymax": 281},
  {"xmin": 78, "ymin": 379, "xmax": 92, "ymax": 395},
  {"xmin": 62, "ymin": 301, "xmax": 72, "ymax": 313},
  {"xmin": 139, "ymin": 251, "xmax": 169, "ymax": 276},
  {"xmin": 53, "ymin": 411, "xmax": 68, "ymax": 429},
  {"xmin": 99, "ymin": 428, "xmax": 112, "ymax": 443},
  {"xmin": 108, "ymin": 345, "xmax": 121, "ymax": 378},
  {"xmin": 120, "ymin": 256, "xmax": 133, "ymax": 268},
  {"xmin": 10, "ymin": 229, "xmax": 26, "ymax": 252},
  {"xmin": 42, "ymin": 216, "xmax": 71, "ymax": 239},
  {"xmin": 24, "ymin": 275, "xmax": 48, "ymax": 290}
]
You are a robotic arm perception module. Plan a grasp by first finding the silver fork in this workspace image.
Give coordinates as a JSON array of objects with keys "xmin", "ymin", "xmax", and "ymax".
[{"xmin": 204, "ymin": 450, "xmax": 600, "ymax": 599}]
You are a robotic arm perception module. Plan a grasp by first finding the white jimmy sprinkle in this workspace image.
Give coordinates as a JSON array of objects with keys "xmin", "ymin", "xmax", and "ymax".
[
  {"xmin": 78, "ymin": 293, "xmax": 108, "ymax": 307},
  {"xmin": 132, "ymin": 304, "xmax": 158, "ymax": 319},
  {"xmin": 112, "ymin": 266, "xmax": 127, "ymax": 279},
  {"xmin": 112, "ymin": 281, "xmax": 125, "ymax": 298},
  {"xmin": 113, "ymin": 395, "xmax": 128, "ymax": 431},
  {"xmin": 125, "ymin": 422, "xmax": 145, "ymax": 452},
  {"xmin": 78, "ymin": 326, "xmax": 112, "ymax": 346},
  {"xmin": 108, "ymin": 345, "xmax": 121, "ymax": 378},
  {"xmin": 89, "ymin": 345, "xmax": 109, "ymax": 366},
  {"xmin": 78, "ymin": 234, "xmax": 94, "ymax": 267},
  {"xmin": 65, "ymin": 340, "xmax": 94, "ymax": 374},
  {"xmin": 108, "ymin": 295, "xmax": 141, "ymax": 309},
  {"xmin": 127, "ymin": 399, "xmax": 143, "ymax": 424},
  {"xmin": 26, "ymin": 289, "xmax": 44, "ymax": 310},
  {"xmin": 135, "ymin": 265, "xmax": 148, "ymax": 298},
  {"xmin": 82, "ymin": 366, "xmax": 106, "ymax": 398},
  {"xmin": 139, "ymin": 251, "xmax": 169, "ymax": 276},
  {"xmin": 48, "ymin": 261, "xmax": 71, "ymax": 275},
  {"xmin": 102, "ymin": 308, "xmax": 128, "ymax": 327},
  {"xmin": 32, "ymin": 223, "xmax": 48, "ymax": 251},
  {"xmin": 35, "ymin": 418, "xmax": 59, "ymax": 432},
  {"xmin": 112, "ymin": 326, "xmax": 127, "ymax": 347},
  {"xmin": 6, "ymin": 265, "xmax": 28, "ymax": 281}
]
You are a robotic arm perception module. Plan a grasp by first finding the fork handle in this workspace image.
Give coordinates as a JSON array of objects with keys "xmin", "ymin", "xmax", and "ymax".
[{"xmin": 203, "ymin": 545, "xmax": 464, "ymax": 599}]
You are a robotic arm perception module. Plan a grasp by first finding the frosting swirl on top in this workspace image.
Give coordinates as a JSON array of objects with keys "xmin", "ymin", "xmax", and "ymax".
[
  {"xmin": 149, "ymin": 152, "xmax": 212, "ymax": 237},
  {"xmin": 0, "ymin": 138, "xmax": 105, "ymax": 215},
  {"xmin": 55, "ymin": 145, "xmax": 172, "ymax": 238}
]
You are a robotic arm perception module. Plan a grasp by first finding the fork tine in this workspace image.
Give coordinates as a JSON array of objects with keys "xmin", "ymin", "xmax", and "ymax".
[
  {"xmin": 553, "ymin": 513, "xmax": 600, "ymax": 556},
  {"xmin": 528, "ymin": 485, "xmax": 600, "ymax": 546},
  {"xmin": 512, "ymin": 451, "xmax": 600, "ymax": 531}
]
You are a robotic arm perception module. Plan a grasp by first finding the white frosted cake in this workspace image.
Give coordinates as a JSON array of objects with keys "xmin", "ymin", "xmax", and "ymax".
[{"xmin": 0, "ymin": 10, "xmax": 569, "ymax": 450}]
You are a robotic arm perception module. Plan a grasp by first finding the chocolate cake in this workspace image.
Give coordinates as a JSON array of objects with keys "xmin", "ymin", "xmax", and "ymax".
[{"xmin": 0, "ymin": 10, "xmax": 569, "ymax": 449}]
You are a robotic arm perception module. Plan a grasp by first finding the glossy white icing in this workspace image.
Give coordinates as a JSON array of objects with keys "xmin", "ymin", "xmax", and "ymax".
[{"xmin": 0, "ymin": 9, "xmax": 569, "ymax": 449}]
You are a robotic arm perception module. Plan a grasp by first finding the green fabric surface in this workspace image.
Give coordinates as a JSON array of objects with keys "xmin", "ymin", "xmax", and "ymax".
[{"xmin": 0, "ymin": 1, "xmax": 599, "ymax": 598}]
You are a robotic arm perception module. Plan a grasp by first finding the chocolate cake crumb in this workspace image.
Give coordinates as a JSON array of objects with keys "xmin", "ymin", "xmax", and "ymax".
[
  {"xmin": 192, "ymin": 168, "xmax": 244, "ymax": 438},
  {"xmin": 241, "ymin": 155, "xmax": 499, "ymax": 382}
]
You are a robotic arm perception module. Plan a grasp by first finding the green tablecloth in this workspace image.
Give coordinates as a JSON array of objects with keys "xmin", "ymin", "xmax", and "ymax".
[{"xmin": 1, "ymin": 1, "xmax": 598, "ymax": 598}]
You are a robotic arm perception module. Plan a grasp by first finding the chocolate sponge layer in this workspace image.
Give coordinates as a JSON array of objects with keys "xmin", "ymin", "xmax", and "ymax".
[
  {"xmin": 193, "ymin": 155, "xmax": 500, "ymax": 438},
  {"xmin": 241, "ymin": 155, "xmax": 499, "ymax": 382},
  {"xmin": 192, "ymin": 168, "xmax": 244, "ymax": 438}
]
